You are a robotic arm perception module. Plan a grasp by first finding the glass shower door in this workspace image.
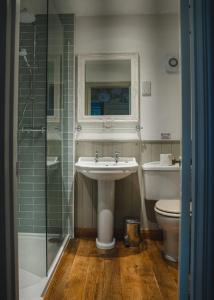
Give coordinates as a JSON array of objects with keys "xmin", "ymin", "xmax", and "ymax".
[
  {"xmin": 17, "ymin": 1, "xmax": 48, "ymax": 297},
  {"xmin": 46, "ymin": 2, "xmax": 75, "ymax": 270},
  {"xmin": 46, "ymin": 3, "xmax": 64, "ymax": 270},
  {"xmin": 18, "ymin": 0, "xmax": 75, "ymax": 296}
]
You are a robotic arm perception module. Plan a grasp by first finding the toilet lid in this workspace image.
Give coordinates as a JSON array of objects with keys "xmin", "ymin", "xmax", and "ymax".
[{"xmin": 155, "ymin": 199, "xmax": 181, "ymax": 215}]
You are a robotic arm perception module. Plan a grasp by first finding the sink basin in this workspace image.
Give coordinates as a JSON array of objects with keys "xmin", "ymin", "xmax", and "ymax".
[
  {"xmin": 75, "ymin": 157, "xmax": 138, "ymax": 250},
  {"xmin": 75, "ymin": 157, "xmax": 138, "ymax": 180}
]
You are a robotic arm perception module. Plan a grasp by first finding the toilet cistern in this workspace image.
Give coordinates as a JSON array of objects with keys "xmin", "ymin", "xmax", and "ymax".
[{"xmin": 75, "ymin": 157, "xmax": 138, "ymax": 249}]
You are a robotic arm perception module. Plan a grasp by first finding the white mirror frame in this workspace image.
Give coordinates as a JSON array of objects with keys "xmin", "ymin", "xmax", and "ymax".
[{"xmin": 77, "ymin": 53, "xmax": 139, "ymax": 123}]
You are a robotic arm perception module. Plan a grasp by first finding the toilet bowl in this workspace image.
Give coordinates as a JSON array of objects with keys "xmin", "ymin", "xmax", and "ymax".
[
  {"xmin": 142, "ymin": 161, "xmax": 181, "ymax": 262},
  {"xmin": 155, "ymin": 199, "xmax": 180, "ymax": 262}
]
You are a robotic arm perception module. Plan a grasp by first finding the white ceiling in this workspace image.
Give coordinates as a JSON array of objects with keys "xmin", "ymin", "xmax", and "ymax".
[{"xmin": 21, "ymin": 0, "xmax": 179, "ymax": 16}]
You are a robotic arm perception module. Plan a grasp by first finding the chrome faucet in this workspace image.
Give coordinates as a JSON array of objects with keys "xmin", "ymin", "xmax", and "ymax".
[
  {"xmin": 114, "ymin": 151, "xmax": 120, "ymax": 163},
  {"xmin": 95, "ymin": 150, "xmax": 100, "ymax": 162},
  {"xmin": 172, "ymin": 156, "xmax": 182, "ymax": 166}
]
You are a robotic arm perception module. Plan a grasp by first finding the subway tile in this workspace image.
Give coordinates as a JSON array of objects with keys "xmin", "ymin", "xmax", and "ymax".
[
  {"xmin": 34, "ymin": 218, "xmax": 46, "ymax": 226},
  {"xmin": 18, "ymin": 168, "xmax": 34, "ymax": 176},
  {"xmin": 34, "ymin": 211, "xmax": 46, "ymax": 220},
  {"xmin": 18, "ymin": 183, "xmax": 34, "ymax": 191},
  {"xmin": 34, "ymin": 204, "xmax": 46, "ymax": 212},
  {"xmin": 19, "ymin": 225, "xmax": 34, "ymax": 233},
  {"xmin": 33, "ymin": 197, "xmax": 46, "ymax": 205},
  {"xmin": 48, "ymin": 219, "xmax": 62, "ymax": 227},
  {"xmin": 34, "ymin": 168, "xmax": 45, "ymax": 176},
  {"xmin": 18, "ymin": 211, "xmax": 33, "ymax": 219},
  {"xmin": 18, "ymin": 153, "xmax": 34, "ymax": 162},
  {"xmin": 48, "ymin": 205, "xmax": 62, "ymax": 213},
  {"xmin": 33, "ymin": 226, "xmax": 46, "ymax": 234},
  {"xmin": 33, "ymin": 183, "xmax": 45, "ymax": 191},
  {"xmin": 47, "ymin": 227, "xmax": 61, "ymax": 234},
  {"xmin": 20, "ymin": 175, "xmax": 42, "ymax": 184},
  {"xmin": 19, "ymin": 219, "xmax": 34, "ymax": 226},
  {"xmin": 19, "ymin": 204, "xmax": 34, "ymax": 212},
  {"xmin": 19, "ymin": 198, "xmax": 34, "ymax": 205},
  {"xmin": 47, "ymin": 212, "xmax": 62, "ymax": 220},
  {"xmin": 19, "ymin": 190, "xmax": 45, "ymax": 198}
]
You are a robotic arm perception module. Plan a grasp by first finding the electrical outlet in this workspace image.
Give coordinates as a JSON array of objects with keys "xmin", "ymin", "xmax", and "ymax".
[{"xmin": 142, "ymin": 81, "xmax": 151, "ymax": 96}]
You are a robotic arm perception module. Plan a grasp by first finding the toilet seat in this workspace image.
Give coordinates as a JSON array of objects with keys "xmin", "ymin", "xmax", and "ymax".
[{"xmin": 155, "ymin": 199, "xmax": 181, "ymax": 218}]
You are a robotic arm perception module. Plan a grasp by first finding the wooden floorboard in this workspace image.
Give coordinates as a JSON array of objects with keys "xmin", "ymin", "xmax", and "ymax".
[
  {"xmin": 146, "ymin": 240, "xmax": 178, "ymax": 300},
  {"xmin": 44, "ymin": 239, "xmax": 178, "ymax": 300}
]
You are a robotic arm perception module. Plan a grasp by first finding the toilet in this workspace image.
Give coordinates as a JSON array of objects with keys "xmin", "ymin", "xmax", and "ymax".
[
  {"xmin": 155, "ymin": 199, "xmax": 180, "ymax": 262},
  {"xmin": 142, "ymin": 161, "xmax": 181, "ymax": 262}
]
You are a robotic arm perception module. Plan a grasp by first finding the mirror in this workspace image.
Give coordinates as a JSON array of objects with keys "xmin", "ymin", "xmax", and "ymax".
[
  {"xmin": 85, "ymin": 60, "xmax": 131, "ymax": 116},
  {"xmin": 77, "ymin": 53, "xmax": 139, "ymax": 122}
]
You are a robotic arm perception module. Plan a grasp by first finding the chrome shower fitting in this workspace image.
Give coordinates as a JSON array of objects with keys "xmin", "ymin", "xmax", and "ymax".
[{"xmin": 19, "ymin": 48, "xmax": 31, "ymax": 69}]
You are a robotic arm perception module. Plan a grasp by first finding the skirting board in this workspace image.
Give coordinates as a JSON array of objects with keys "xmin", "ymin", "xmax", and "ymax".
[{"xmin": 75, "ymin": 227, "xmax": 163, "ymax": 241}]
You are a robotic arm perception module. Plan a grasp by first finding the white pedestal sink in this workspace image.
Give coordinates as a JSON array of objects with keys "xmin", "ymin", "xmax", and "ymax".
[{"xmin": 75, "ymin": 157, "xmax": 138, "ymax": 249}]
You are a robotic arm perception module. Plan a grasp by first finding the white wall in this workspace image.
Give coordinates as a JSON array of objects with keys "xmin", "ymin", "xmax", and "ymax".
[{"xmin": 76, "ymin": 14, "xmax": 181, "ymax": 140}]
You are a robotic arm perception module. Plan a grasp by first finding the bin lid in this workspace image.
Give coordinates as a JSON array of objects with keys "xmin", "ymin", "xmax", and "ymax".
[{"xmin": 125, "ymin": 218, "xmax": 140, "ymax": 224}]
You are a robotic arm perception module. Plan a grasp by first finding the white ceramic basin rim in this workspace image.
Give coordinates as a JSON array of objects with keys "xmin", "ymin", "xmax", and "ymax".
[{"xmin": 75, "ymin": 157, "xmax": 138, "ymax": 181}]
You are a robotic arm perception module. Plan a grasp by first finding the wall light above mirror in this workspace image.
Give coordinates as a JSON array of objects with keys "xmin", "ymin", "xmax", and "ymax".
[{"xmin": 77, "ymin": 53, "xmax": 139, "ymax": 123}]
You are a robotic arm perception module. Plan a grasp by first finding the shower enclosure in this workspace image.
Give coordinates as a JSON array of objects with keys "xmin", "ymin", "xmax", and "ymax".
[{"xmin": 17, "ymin": 1, "xmax": 74, "ymax": 298}]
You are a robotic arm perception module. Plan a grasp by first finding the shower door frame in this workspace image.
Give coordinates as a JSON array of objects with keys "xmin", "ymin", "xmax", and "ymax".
[{"xmin": 0, "ymin": 0, "xmax": 20, "ymax": 299}]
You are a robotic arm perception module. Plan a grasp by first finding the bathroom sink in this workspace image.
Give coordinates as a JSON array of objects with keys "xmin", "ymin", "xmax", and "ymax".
[
  {"xmin": 75, "ymin": 157, "xmax": 138, "ymax": 250},
  {"xmin": 75, "ymin": 157, "xmax": 138, "ymax": 180}
]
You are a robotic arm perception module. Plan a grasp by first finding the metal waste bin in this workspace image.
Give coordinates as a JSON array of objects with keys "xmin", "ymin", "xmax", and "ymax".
[{"xmin": 124, "ymin": 218, "xmax": 141, "ymax": 247}]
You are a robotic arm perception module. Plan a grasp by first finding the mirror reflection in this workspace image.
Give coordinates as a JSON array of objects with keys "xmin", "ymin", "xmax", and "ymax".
[{"xmin": 85, "ymin": 60, "xmax": 131, "ymax": 116}]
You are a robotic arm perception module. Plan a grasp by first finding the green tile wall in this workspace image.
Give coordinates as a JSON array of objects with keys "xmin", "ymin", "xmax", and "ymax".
[
  {"xmin": 18, "ymin": 14, "xmax": 75, "ymax": 235},
  {"xmin": 18, "ymin": 15, "xmax": 47, "ymax": 233}
]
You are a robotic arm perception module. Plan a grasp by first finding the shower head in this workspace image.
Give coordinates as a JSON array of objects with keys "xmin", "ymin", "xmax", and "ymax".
[
  {"xmin": 19, "ymin": 48, "xmax": 27, "ymax": 57},
  {"xmin": 20, "ymin": 8, "xmax": 36, "ymax": 24}
]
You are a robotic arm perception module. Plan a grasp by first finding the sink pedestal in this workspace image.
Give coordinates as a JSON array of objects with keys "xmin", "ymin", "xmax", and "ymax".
[{"xmin": 96, "ymin": 180, "xmax": 116, "ymax": 249}]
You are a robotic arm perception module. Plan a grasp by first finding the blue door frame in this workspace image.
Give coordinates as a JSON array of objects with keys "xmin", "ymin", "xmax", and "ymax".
[
  {"xmin": 180, "ymin": 0, "xmax": 214, "ymax": 299},
  {"xmin": 191, "ymin": 0, "xmax": 214, "ymax": 299}
]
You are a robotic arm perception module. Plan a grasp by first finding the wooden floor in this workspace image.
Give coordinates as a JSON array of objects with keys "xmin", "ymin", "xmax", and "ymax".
[{"xmin": 44, "ymin": 239, "xmax": 178, "ymax": 300}]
